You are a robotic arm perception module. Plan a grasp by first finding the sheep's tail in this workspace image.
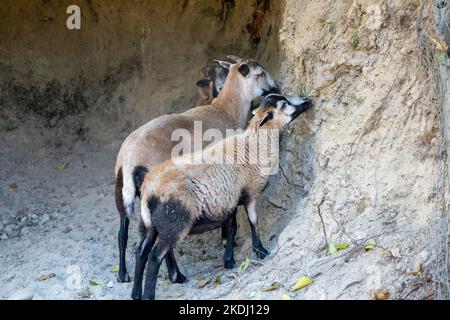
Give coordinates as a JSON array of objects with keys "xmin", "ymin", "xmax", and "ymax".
[
  {"xmin": 140, "ymin": 195, "xmax": 153, "ymax": 229},
  {"xmin": 122, "ymin": 165, "xmax": 149, "ymax": 218}
]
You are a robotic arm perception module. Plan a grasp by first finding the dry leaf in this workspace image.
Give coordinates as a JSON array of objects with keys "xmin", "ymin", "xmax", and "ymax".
[
  {"xmin": 261, "ymin": 282, "xmax": 279, "ymax": 292},
  {"xmin": 280, "ymin": 293, "xmax": 293, "ymax": 300},
  {"xmin": 38, "ymin": 272, "xmax": 56, "ymax": 281},
  {"xmin": 292, "ymin": 276, "xmax": 313, "ymax": 291},
  {"xmin": 112, "ymin": 264, "xmax": 119, "ymax": 273},
  {"xmin": 197, "ymin": 278, "xmax": 210, "ymax": 288},
  {"xmin": 8, "ymin": 183, "xmax": 17, "ymax": 190},
  {"xmin": 406, "ymin": 263, "xmax": 422, "ymax": 276},
  {"xmin": 371, "ymin": 288, "xmax": 390, "ymax": 300}
]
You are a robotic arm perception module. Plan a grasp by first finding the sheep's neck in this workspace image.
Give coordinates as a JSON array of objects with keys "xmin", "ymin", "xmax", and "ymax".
[{"xmin": 212, "ymin": 81, "xmax": 252, "ymax": 129}]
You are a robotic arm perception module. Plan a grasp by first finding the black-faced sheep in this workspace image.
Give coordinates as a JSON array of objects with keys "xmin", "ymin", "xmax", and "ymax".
[{"xmin": 132, "ymin": 94, "xmax": 311, "ymax": 300}]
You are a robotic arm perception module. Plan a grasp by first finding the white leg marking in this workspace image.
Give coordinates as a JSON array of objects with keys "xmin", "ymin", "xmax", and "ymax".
[
  {"xmin": 247, "ymin": 201, "xmax": 257, "ymax": 225},
  {"xmin": 140, "ymin": 198, "xmax": 152, "ymax": 229}
]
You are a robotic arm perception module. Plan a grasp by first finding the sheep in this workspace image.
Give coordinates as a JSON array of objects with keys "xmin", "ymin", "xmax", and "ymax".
[
  {"xmin": 132, "ymin": 93, "xmax": 311, "ymax": 300},
  {"xmin": 114, "ymin": 56, "xmax": 279, "ymax": 283},
  {"xmin": 194, "ymin": 62, "xmax": 230, "ymax": 107}
]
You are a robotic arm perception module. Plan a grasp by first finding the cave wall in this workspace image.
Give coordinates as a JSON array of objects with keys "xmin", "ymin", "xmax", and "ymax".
[{"xmin": 0, "ymin": 0, "xmax": 282, "ymax": 143}]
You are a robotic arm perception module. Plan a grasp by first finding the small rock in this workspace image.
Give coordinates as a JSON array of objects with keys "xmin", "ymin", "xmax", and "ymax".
[
  {"xmin": 419, "ymin": 249, "xmax": 431, "ymax": 264},
  {"xmin": 329, "ymin": 124, "xmax": 336, "ymax": 132},
  {"xmin": 20, "ymin": 227, "xmax": 30, "ymax": 235},
  {"xmin": 41, "ymin": 214, "xmax": 50, "ymax": 223},
  {"xmin": 106, "ymin": 281, "xmax": 114, "ymax": 288},
  {"xmin": 390, "ymin": 247, "xmax": 401, "ymax": 258},
  {"xmin": 78, "ymin": 288, "xmax": 92, "ymax": 299},
  {"xmin": 8, "ymin": 288, "xmax": 34, "ymax": 300},
  {"xmin": 1, "ymin": 234, "xmax": 8, "ymax": 240},
  {"xmin": 340, "ymin": 179, "xmax": 348, "ymax": 188}
]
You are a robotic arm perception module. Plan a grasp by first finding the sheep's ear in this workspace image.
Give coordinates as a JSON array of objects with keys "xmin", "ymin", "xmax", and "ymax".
[
  {"xmin": 227, "ymin": 55, "xmax": 243, "ymax": 63},
  {"xmin": 213, "ymin": 60, "xmax": 231, "ymax": 70},
  {"xmin": 238, "ymin": 64, "xmax": 250, "ymax": 77},
  {"xmin": 259, "ymin": 111, "xmax": 273, "ymax": 126},
  {"xmin": 254, "ymin": 66, "xmax": 263, "ymax": 75},
  {"xmin": 196, "ymin": 79, "xmax": 211, "ymax": 88}
]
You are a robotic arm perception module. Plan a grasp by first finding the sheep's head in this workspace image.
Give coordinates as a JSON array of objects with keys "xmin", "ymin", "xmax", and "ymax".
[
  {"xmin": 197, "ymin": 62, "xmax": 230, "ymax": 101},
  {"xmin": 253, "ymin": 94, "xmax": 311, "ymax": 129},
  {"xmin": 223, "ymin": 55, "xmax": 279, "ymax": 101}
]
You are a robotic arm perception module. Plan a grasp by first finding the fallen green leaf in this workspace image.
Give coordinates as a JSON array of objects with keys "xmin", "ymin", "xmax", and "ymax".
[
  {"xmin": 365, "ymin": 238, "xmax": 377, "ymax": 252},
  {"xmin": 262, "ymin": 282, "xmax": 279, "ymax": 292},
  {"xmin": 328, "ymin": 243, "xmax": 338, "ymax": 255},
  {"xmin": 197, "ymin": 278, "xmax": 210, "ymax": 288},
  {"xmin": 38, "ymin": 272, "xmax": 56, "ymax": 281},
  {"xmin": 248, "ymin": 290, "xmax": 256, "ymax": 299},
  {"xmin": 214, "ymin": 276, "xmax": 222, "ymax": 286},
  {"xmin": 89, "ymin": 279, "xmax": 104, "ymax": 286},
  {"xmin": 336, "ymin": 242, "xmax": 349, "ymax": 250},
  {"xmin": 112, "ymin": 264, "xmax": 119, "ymax": 273},
  {"xmin": 280, "ymin": 293, "xmax": 293, "ymax": 300},
  {"xmin": 292, "ymin": 276, "xmax": 313, "ymax": 291},
  {"xmin": 239, "ymin": 257, "xmax": 250, "ymax": 272},
  {"xmin": 55, "ymin": 161, "xmax": 70, "ymax": 171}
]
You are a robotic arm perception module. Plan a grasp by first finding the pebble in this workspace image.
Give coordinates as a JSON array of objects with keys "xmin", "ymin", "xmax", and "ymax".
[
  {"xmin": 390, "ymin": 247, "xmax": 401, "ymax": 258},
  {"xmin": 107, "ymin": 281, "xmax": 114, "ymax": 289},
  {"xmin": 21, "ymin": 227, "xmax": 30, "ymax": 235},
  {"xmin": 41, "ymin": 214, "xmax": 50, "ymax": 223},
  {"xmin": 419, "ymin": 249, "xmax": 431, "ymax": 264},
  {"xmin": 8, "ymin": 288, "xmax": 34, "ymax": 300},
  {"xmin": 1, "ymin": 234, "xmax": 8, "ymax": 240}
]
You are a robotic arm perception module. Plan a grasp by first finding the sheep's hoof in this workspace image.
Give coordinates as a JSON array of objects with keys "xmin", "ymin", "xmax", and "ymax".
[
  {"xmin": 224, "ymin": 258, "xmax": 236, "ymax": 269},
  {"xmin": 254, "ymin": 247, "xmax": 269, "ymax": 260},
  {"xmin": 131, "ymin": 292, "xmax": 142, "ymax": 300},
  {"xmin": 171, "ymin": 272, "xmax": 187, "ymax": 284},
  {"xmin": 117, "ymin": 272, "xmax": 131, "ymax": 283}
]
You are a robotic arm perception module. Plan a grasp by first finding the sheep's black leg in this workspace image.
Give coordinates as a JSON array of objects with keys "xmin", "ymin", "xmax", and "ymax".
[
  {"xmin": 117, "ymin": 215, "xmax": 130, "ymax": 282},
  {"xmin": 223, "ymin": 210, "xmax": 237, "ymax": 269},
  {"xmin": 115, "ymin": 168, "xmax": 131, "ymax": 283},
  {"xmin": 165, "ymin": 249, "xmax": 187, "ymax": 284},
  {"xmin": 221, "ymin": 222, "xmax": 238, "ymax": 247},
  {"xmin": 131, "ymin": 228, "xmax": 157, "ymax": 300},
  {"xmin": 221, "ymin": 225, "xmax": 228, "ymax": 246},
  {"xmin": 245, "ymin": 201, "xmax": 269, "ymax": 259},
  {"xmin": 142, "ymin": 238, "xmax": 170, "ymax": 300}
]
